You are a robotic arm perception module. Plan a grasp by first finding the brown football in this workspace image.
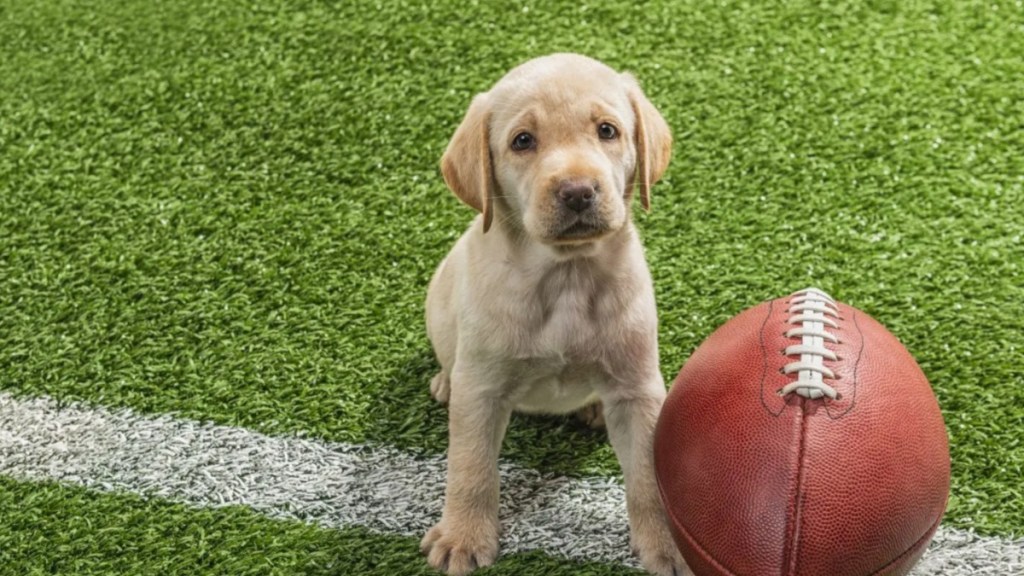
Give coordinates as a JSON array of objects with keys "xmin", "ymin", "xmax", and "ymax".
[{"xmin": 654, "ymin": 288, "xmax": 950, "ymax": 576}]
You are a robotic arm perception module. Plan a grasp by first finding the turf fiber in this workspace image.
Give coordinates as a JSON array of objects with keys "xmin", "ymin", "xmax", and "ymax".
[
  {"xmin": 1, "ymin": 0, "xmax": 1022, "ymax": 573},
  {"xmin": 0, "ymin": 477, "xmax": 634, "ymax": 576}
]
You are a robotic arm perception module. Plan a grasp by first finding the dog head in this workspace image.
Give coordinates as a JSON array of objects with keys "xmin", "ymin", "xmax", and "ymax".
[{"xmin": 441, "ymin": 54, "xmax": 672, "ymax": 251}]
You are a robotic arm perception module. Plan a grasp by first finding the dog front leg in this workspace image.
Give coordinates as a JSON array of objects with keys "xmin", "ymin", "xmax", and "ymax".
[
  {"xmin": 422, "ymin": 372, "xmax": 511, "ymax": 576},
  {"xmin": 604, "ymin": 384, "xmax": 692, "ymax": 576}
]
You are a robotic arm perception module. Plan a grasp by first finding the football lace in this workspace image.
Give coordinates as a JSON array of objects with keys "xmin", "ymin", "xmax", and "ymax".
[{"xmin": 780, "ymin": 288, "xmax": 841, "ymax": 400}]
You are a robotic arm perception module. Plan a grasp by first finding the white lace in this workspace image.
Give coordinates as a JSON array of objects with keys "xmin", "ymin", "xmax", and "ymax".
[{"xmin": 779, "ymin": 288, "xmax": 841, "ymax": 400}]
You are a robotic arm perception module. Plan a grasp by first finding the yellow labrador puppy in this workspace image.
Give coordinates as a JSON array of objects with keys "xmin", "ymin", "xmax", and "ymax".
[{"xmin": 423, "ymin": 53, "xmax": 688, "ymax": 576}]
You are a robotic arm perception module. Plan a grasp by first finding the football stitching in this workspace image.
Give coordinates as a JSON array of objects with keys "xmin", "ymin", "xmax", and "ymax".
[
  {"xmin": 823, "ymin": 309, "xmax": 863, "ymax": 420},
  {"xmin": 758, "ymin": 299, "xmax": 787, "ymax": 417}
]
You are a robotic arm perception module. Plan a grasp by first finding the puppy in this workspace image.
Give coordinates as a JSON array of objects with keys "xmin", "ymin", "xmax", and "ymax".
[{"xmin": 422, "ymin": 53, "xmax": 689, "ymax": 576}]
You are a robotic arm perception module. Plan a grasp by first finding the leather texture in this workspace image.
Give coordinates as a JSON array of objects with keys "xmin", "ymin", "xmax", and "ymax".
[{"xmin": 654, "ymin": 296, "xmax": 951, "ymax": 576}]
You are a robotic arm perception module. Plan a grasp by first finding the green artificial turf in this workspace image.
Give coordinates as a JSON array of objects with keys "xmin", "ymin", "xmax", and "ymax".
[
  {"xmin": 0, "ymin": 477, "xmax": 639, "ymax": 576},
  {"xmin": 0, "ymin": 1, "xmax": 1022, "ymax": 567}
]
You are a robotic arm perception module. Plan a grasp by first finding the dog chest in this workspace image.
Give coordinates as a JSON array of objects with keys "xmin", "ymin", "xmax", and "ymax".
[{"xmin": 507, "ymin": 355, "xmax": 602, "ymax": 414}]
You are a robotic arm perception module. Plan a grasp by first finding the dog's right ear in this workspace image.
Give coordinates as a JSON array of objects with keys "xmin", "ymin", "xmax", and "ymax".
[{"xmin": 441, "ymin": 93, "xmax": 494, "ymax": 233}]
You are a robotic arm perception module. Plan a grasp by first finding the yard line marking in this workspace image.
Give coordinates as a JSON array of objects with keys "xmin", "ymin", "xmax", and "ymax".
[{"xmin": 0, "ymin": 393, "xmax": 1020, "ymax": 574}]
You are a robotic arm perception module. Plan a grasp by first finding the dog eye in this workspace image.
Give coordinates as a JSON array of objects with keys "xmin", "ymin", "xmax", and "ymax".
[
  {"xmin": 511, "ymin": 132, "xmax": 536, "ymax": 151},
  {"xmin": 597, "ymin": 123, "xmax": 618, "ymax": 140}
]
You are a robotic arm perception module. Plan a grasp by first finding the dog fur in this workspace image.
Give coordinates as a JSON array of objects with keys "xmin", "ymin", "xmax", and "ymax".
[{"xmin": 421, "ymin": 53, "xmax": 690, "ymax": 576}]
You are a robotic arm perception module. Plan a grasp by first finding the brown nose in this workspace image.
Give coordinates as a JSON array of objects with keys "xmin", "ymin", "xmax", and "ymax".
[{"xmin": 557, "ymin": 181, "xmax": 596, "ymax": 213}]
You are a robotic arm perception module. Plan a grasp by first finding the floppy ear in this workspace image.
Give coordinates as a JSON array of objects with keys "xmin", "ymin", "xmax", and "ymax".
[
  {"xmin": 624, "ymin": 74, "xmax": 672, "ymax": 211},
  {"xmin": 440, "ymin": 93, "xmax": 495, "ymax": 232}
]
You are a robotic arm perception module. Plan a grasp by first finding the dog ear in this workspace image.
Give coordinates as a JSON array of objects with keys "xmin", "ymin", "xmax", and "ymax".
[
  {"xmin": 440, "ymin": 93, "xmax": 495, "ymax": 232},
  {"xmin": 624, "ymin": 74, "xmax": 672, "ymax": 212}
]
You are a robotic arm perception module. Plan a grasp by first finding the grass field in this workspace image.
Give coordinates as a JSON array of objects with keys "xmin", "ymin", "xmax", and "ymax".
[{"xmin": 1, "ymin": 0, "xmax": 1022, "ymax": 574}]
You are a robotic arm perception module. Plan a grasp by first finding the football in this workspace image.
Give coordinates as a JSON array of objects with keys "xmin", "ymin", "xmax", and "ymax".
[{"xmin": 654, "ymin": 288, "xmax": 950, "ymax": 576}]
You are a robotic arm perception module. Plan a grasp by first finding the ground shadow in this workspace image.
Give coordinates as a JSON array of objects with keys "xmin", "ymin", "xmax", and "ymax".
[{"xmin": 361, "ymin": 348, "xmax": 617, "ymax": 477}]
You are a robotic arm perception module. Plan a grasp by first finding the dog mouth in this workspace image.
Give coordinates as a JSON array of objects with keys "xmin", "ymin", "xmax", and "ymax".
[{"xmin": 553, "ymin": 217, "xmax": 607, "ymax": 242}]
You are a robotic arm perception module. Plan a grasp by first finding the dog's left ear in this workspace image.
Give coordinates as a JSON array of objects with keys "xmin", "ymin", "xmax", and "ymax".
[{"xmin": 623, "ymin": 74, "xmax": 672, "ymax": 211}]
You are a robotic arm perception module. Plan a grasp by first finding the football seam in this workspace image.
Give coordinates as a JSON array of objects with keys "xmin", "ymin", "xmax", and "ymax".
[
  {"xmin": 868, "ymin": 511, "xmax": 946, "ymax": 576},
  {"xmin": 664, "ymin": 502, "xmax": 946, "ymax": 576},
  {"xmin": 782, "ymin": 403, "xmax": 811, "ymax": 576},
  {"xmin": 660, "ymin": 498, "xmax": 742, "ymax": 576}
]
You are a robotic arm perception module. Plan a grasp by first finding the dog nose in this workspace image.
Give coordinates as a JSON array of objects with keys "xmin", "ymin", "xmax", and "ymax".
[{"xmin": 557, "ymin": 181, "xmax": 596, "ymax": 213}]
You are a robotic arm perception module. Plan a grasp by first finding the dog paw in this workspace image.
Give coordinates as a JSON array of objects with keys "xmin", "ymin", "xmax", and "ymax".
[
  {"xmin": 430, "ymin": 372, "xmax": 451, "ymax": 405},
  {"xmin": 632, "ymin": 525, "xmax": 692, "ymax": 576},
  {"xmin": 420, "ymin": 518, "xmax": 499, "ymax": 575}
]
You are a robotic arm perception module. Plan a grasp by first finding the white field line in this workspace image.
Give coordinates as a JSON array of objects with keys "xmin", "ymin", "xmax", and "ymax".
[{"xmin": 0, "ymin": 393, "xmax": 1020, "ymax": 575}]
